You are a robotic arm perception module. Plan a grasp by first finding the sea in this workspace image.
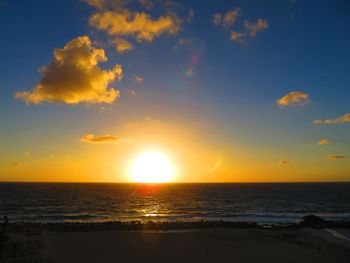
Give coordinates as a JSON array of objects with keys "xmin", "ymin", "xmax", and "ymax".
[{"xmin": 0, "ymin": 183, "xmax": 350, "ymax": 224}]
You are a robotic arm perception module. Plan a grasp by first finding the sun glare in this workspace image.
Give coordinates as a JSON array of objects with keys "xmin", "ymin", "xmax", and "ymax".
[{"xmin": 130, "ymin": 150, "xmax": 174, "ymax": 183}]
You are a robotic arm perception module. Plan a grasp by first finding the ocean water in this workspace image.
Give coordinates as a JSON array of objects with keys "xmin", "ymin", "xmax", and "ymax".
[{"xmin": 0, "ymin": 183, "xmax": 349, "ymax": 224}]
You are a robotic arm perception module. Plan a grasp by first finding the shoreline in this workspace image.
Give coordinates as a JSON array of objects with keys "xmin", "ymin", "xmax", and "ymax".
[{"xmin": 4, "ymin": 218, "xmax": 350, "ymax": 232}]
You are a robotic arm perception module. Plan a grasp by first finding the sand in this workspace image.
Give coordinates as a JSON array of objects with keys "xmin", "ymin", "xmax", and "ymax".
[{"xmin": 2, "ymin": 227, "xmax": 350, "ymax": 263}]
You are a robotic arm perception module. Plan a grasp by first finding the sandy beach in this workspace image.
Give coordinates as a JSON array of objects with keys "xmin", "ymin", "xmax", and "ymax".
[{"xmin": 1, "ymin": 226, "xmax": 350, "ymax": 263}]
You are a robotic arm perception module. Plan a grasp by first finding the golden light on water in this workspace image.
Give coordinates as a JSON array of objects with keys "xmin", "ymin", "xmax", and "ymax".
[{"xmin": 130, "ymin": 150, "xmax": 175, "ymax": 183}]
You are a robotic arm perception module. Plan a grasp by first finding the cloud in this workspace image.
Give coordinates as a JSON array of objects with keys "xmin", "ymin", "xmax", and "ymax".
[
  {"xmin": 318, "ymin": 138, "xmax": 330, "ymax": 145},
  {"xmin": 82, "ymin": 0, "xmax": 105, "ymax": 9},
  {"xmin": 12, "ymin": 162, "xmax": 24, "ymax": 167},
  {"xmin": 213, "ymin": 8, "xmax": 240, "ymax": 27},
  {"xmin": 113, "ymin": 38, "xmax": 133, "ymax": 53},
  {"xmin": 133, "ymin": 75, "xmax": 144, "ymax": 83},
  {"xmin": 206, "ymin": 156, "xmax": 222, "ymax": 174},
  {"xmin": 230, "ymin": 31, "xmax": 247, "ymax": 42},
  {"xmin": 139, "ymin": 0, "xmax": 154, "ymax": 9},
  {"xmin": 129, "ymin": 89, "xmax": 137, "ymax": 96},
  {"xmin": 223, "ymin": 8, "xmax": 240, "ymax": 27},
  {"xmin": 82, "ymin": 0, "xmax": 127, "ymax": 9},
  {"xmin": 313, "ymin": 113, "xmax": 350, "ymax": 125},
  {"xmin": 80, "ymin": 134, "xmax": 121, "ymax": 144},
  {"xmin": 178, "ymin": 38, "xmax": 192, "ymax": 45},
  {"xmin": 276, "ymin": 91, "xmax": 310, "ymax": 107},
  {"xmin": 277, "ymin": 160, "xmax": 289, "ymax": 166},
  {"xmin": 213, "ymin": 13, "xmax": 222, "ymax": 26},
  {"xmin": 89, "ymin": 9, "xmax": 182, "ymax": 42},
  {"xmin": 15, "ymin": 36, "xmax": 122, "ymax": 105},
  {"xmin": 244, "ymin": 18, "xmax": 268, "ymax": 37},
  {"xmin": 328, "ymin": 154, "xmax": 347, "ymax": 160},
  {"xmin": 186, "ymin": 8, "xmax": 194, "ymax": 23}
]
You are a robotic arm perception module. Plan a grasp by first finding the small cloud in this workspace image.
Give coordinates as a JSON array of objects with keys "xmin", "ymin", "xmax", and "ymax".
[
  {"xmin": 89, "ymin": 9, "xmax": 182, "ymax": 42},
  {"xmin": 244, "ymin": 18, "xmax": 268, "ymax": 37},
  {"xmin": 206, "ymin": 156, "xmax": 222, "ymax": 174},
  {"xmin": 82, "ymin": 0, "xmax": 104, "ymax": 9},
  {"xmin": 328, "ymin": 154, "xmax": 347, "ymax": 160},
  {"xmin": 12, "ymin": 162, "xmax": 24, "ymax": 167},
  {"xmin": 230, "ymin": 31, "xmax": 247, "ymax": 42},
  {"xmin": 213, "ymin": 13, "xmax": 222, "ymax": 26},
  {"xmin": 277, "ymin": 160, "xmax": 289, "ymax": 166},
  {"xmin": 223, "ymin": 8, "xmax": 240, "ymax": 27},
  {"xmin": 80, "ymin": 134, "xmax": 121, "ymax": 144},
  {"xmin": 276, "ymin": 91, "xmax": 310, "ymax": 107},
  {"xmin": 213, "ymin": 8, "xmax": 240, "ymax": 27},
  {"xmin": 318, "ymin": 138, "xmax": 330, "ymax": 145},
  {"xmin": 313, "ymin": 113, "xmax": 350, "ymax": 125},
  {"xmin": 127, "ymin": 89, "xmax": 137, "ymax": 96},
  {"xmin": 15, "ymin": 36, "xmax": 122, "ymax": 105},
  {"xmin": 185, "ymin": 65, "xmax": 194, "ymax": 78},
  {"xmin": 178, "ymin": 37, "xmax": 193, "ymax": 45},
  {"xmin": 113, "ymin": 38, "xmax": 133, "ymax": 53},
  {"xmin": 133, "ymin": 75, "xmax": 144, "ymax": 83},
  {"xmin": 186, "ymin": 8, "xmax": 194, "ymax": 23},
  {"xmin": 139, "ymin": 0, "xmax": 154, "ymax": 9},
  {"xmin": 82, "ymin": 0, "xmax": 127, "ymax": 9}
]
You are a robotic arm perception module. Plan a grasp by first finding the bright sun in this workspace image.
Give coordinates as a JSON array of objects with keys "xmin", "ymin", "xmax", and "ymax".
[{"xmin": 130, "ymin": 150, "xmax": 175, "ymax": 183}]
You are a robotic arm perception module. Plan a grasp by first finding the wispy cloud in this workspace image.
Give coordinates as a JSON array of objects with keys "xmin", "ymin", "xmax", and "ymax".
[
  {"xmin": 213, "ymin": 8, "xmax": 240, "ymax": 27},
  {"xmin": 178, "ymin": 37, "xmax": 193, "ymax": 45},
  {"xmin": 12, "ymin": 162, "xmax": 24, "ymax": 167},
  {"xmin": 139, "ymin": 0, "xmax": 154, "ymax": 9},
  {"xmin": 313, "ymin": 113, "xmax": 350, "ymax": 125},
  {"xmin": 113, "ymin": 38, "xmax": 133, "ymax": 53},
  {"xmin": 133, "ymin": 75, "xmax": 144, "ymax": 83},
  {"xmin": 318, "ymin": 138, "xmax": 330, "ymax": 145},
  {"xmin": 244, "ymin": 18, "xmax": 268, "ymax": 37},
  {"xmin": 89, "ymin": 9, "xmax": 182, "ymax": 42},
  {"xmin": 82, "ymin": 0, "xmax": 105, "ymax": 9},
  {"xmin": 328, "ymin": 154, "xmax": 347, "ymax": 160},
  {"xmin": 277, "ymin": 160, "xmax": 289, "ymax": 166},
  {"xmin": 80, "ymin": 134, "xmax": 122, "ymax": 144},
  {"xmin": 206, "ymin": 156, "xmax": 222, "ymax": 174},
  {"xmin": 276, "ymin": 91, "xmax": 310, "ymax": 107},
  {"xmin": 230, "ymin": 31, "xmax": 246, "ymax": 42},
  {"xmin": 15, "ymin": 36, "xmax": 122, "ymax": 105},
  {"xmin": 82, "ymin": 0, "xmax": 127, "ymax": 9}
]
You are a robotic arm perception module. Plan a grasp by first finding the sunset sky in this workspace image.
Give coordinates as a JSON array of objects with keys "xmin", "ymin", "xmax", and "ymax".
[{"xmin": 0, "ymin": 0, "xmax": 349, "ymax": 182}]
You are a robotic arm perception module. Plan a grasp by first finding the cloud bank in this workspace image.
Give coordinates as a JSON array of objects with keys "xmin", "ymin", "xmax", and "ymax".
[{"xmin": 15, "ymin": 36, "xmax": 122, "ymax": 105}]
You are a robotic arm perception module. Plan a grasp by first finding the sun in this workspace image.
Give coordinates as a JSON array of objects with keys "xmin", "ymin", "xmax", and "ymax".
[{"xmin": 130, "ymin": 150, "xmax": 175, "ymax": 183}]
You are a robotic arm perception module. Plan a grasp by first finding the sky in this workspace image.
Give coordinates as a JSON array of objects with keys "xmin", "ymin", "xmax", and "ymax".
[{"xmin": 0, "ymin": 0, "xmax": 349, "ymax": 182}]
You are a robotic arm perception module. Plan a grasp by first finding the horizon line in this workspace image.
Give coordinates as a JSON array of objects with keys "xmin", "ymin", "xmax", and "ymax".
[{"xmin": 0, "ymin": 181, "xmax": 350, "ymax": 184}]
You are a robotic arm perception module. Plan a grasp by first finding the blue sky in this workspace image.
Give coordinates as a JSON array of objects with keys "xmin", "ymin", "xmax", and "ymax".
[{"xmin": 0, "ymin": 0, "xmax": 349, "ymax": 182}]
